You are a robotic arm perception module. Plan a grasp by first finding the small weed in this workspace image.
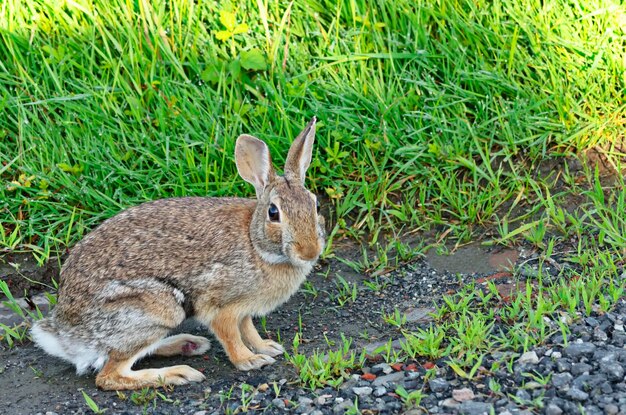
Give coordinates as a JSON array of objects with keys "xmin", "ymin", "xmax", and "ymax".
[
  {"xmin": 82, "ymin": 390, "xmax": 106, "ymax": 414},
  {"xmin": 363, "ymin": 275, "xmax": 392, "ymax": 292},
  {"xmin": 329, "ymin": 275, "xmax": 358, "ymax": 307},
  {"xmin": 489, "ymin": 378, "xmax": 502, "ymax": 394},
  {"xmin": 286, "ymin": 333, "xmax": 365, "ymax": 390},
  {"xmin": 447, "ymin": 354, "xmax": 485, "ymax": 381},
  {"xmin": 400, "ymin": 325, "xmax": 448, "ymax": 360},
  {"xmin": 395, "ymin": 385, "xmax": 425, "ymax": 409},
  {"xmin": 129, "ymin": 387, "xmax": 171, "ymax": 409},
  {"xmin": 301, "ymin": 280, "xmax": 319, "ymax": 298},
  {"xmin": 381, "ymin": 307, "xmax": 407, "ymax": 330}
]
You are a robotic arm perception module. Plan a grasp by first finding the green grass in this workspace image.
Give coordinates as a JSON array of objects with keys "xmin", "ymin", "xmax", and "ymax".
[{"xmin": 0, "ymin": 0, "xmax": 624, "ymax": 256}]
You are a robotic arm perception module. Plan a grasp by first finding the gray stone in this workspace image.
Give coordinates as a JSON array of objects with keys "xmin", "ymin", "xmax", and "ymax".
[
  {"xmin": 333, "ymin": 399, "xmax": 355, "ymax": 414},
  {"xmin": 428, "ymin": 378, "xmax": 449, "ymax": 393},
  {"xmin": 556, "ymin": 359, "xmax": 571, "ymax": 372},
  {"xmin": 566, "ymin": 387, "xmax": 589, "ymax": 401},
  {"xmin": 518, "ymin": 351, "xmax": 539, "ymax": 365},
  {"xmin": 339, "ymin": 376, "xmax": 360, "ymax": 391},
  {"xmin": 544, "ymin": 403, "xmax": 563, "ymax": 415},
  {"xmin": 601, "ymin": 361, "xmax": 625, "ymax": 381},
  {"xmin": 373, "ymin": 386, "xmax": 387, "ymax": 397},
  {"xmin": 564, "ymin": 342, "xmax": 597, "ymax": 358},
  {"xmin": 545, "ymin": 403, "xmax": 563, "ymax": 415},
  {"xmin": 371, "ymin": 362, "xmax": 393, "ymax": 375},
  {"xmin": 594, "ymin": 327, "xmax": 608, "ymax": 341},
  {"xmin": 458, "ymin": 401, "xmax": 494, "ymax": 415},
  {"xmin": 351, "ymin": 386, "xmax": 373, "ymax": 397},
  {"xmin": 441, "ymin": 398, "xmax": 460, "ymax": 409},
  {"xmin": 552, "ymin": 373, "xmax": 573, "ymax": 389},
  {"xmin": 582, "ymin": 405, "xmax": 602, "ymax": 415},
  {"xmin": 298, "ymin": 396, "xmax": 313, "ymax": 406},
  {"xmin": 272, "ymin": 398, "xmax": 285, "ymax": 410},
  {"xmin": 604, "ymin": 404, "xmax": 619, "ymax": 415},
  {"xmin": 315, "ymin": 395, "xmax": 328, "ymax": 406},
  {"xmin": 571, "ymin": 362, "xmax": 593, "ymax": 375},
  {"xmin": 515, "ymin": 389, "xmax": 531, "ymax": 401},
  {"xmin": 372, "ymin": 371, "xmax": 405, "ymax": 387}
]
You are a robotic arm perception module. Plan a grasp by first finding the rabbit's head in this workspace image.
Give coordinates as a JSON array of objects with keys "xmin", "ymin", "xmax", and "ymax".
[{"xmin": 235, "ymin": 117, "xmax": 325, "ymax": 268}]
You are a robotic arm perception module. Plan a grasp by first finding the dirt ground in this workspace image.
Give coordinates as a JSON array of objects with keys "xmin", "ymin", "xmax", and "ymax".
[{"xmin": 0, "ymin": 241, "xmax": 524, "ymax": 414}]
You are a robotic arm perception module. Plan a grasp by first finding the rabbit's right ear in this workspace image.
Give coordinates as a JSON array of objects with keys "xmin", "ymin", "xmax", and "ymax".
[{"xmin": 235, "ymin": 135, "xmax": 275, "ymax": 198}]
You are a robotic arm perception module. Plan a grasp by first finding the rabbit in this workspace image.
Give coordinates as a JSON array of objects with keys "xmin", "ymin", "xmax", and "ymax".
[{"xmin": 31, "ymin": 117, "xmax": 325, "ymax": 390}]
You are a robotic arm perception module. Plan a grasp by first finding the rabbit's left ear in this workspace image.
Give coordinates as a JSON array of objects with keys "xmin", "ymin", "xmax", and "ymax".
[
  {"xmin": 235, "ymin": 135, "xmax": 275, "ymax": 198},
  {"xmin": 284, "ymin": 117, "xmax": 316, "ymax": 184}
]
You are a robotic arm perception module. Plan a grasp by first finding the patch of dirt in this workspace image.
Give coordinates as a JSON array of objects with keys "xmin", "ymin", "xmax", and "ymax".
[
  {"xmin": 0, "ymin": 241, "xmax": 535, "ymax": 414},
  {"xmin": 0, "ymin": 253, "xmax": 61, "ymax": 298}
]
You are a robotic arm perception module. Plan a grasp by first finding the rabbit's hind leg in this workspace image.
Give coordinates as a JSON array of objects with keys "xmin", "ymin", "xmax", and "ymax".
[
  {"xmin": 96, "ymin": 345, "xmax": 205, "ymax": 390},
  {"xmin": 153, "ymin": 334, "xmax": 211, "ymax": 357}
]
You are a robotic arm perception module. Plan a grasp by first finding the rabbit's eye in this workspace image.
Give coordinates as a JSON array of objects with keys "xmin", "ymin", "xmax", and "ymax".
[
  {"xmin": 268, "ymin": 203, "xmax": 280, "ymax": 222},
  {"xmin": 316, "ymin": 199, "xmax": 320, "ymax": 213}
]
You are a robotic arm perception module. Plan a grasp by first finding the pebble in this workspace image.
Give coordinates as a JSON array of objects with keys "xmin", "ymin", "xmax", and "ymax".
[
  {"xmin": 452, "ymin": 387, "xmax": 475, "ymax": 402},
  {"xmin": 604, "ymin": 404, "xmax": 619, "ymax": 415},
  {"xmin": 551, "ymin": 372, "xmax": 573, "ymax": 389},
  {"xmin": 564, "ymin": 342, "xmax": 597, "ymax": 358},
  {"xmin": 272, "ymin": 398, "xmax": 285, "ymax": 410},
  {"xmin": 298, "ymin": 396, "xmax": 313, "ymax": 406},
  {"xmin": 571, "ymin": 362, "xmax": 593, "ymax": 375},
  {"xmin": 601, "ymin": 361, "xmax": 625, "ymax": 381},
  {"xmin": 458, "ymin": 401, "xmax": 493, "ymax": 415},
  {"xmin": 372, "ymin": 362, "xmax": 393, "ymax": 375},
  {"xmin": 333, "ymin": 399, "xmax": 355, "ymax": 414},
  {"xmin": 428, "ymin": 378, "xmax": 449, "ymax": 393},
  {"xmin": 372, "ymin": 371, "xmax": 405, "ymax": 387},
  {"xmin": 515, "ymin": 389, "xmax": 530, "ymax": 401},
  {"xmin": 544, "ymin": 403, "xmax": 563, "ymax": 415},
  {"xmin": 373, "ymin": 386, "xmax": 387, "ymax": 397},
  {"xmin": 517, "ymin": 351, "xmax": 539, "ymax": 365},
  {"xmin": 351, "ymin": 386, "xmax": 373, "ymax": 397},
  {"xmin": 566, "ymin": 387, "xmax": 589, "ymax": 401},
  {"xmin": 441, "ymin": 398, "xmax": 460, "ymax": 409}
]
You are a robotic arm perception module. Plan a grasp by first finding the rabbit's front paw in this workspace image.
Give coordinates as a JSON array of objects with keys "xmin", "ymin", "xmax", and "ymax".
[
  {"xmin": 234, "ymin": 354, "xmax": 276, "ymax": 371},
  {"xmin": 254, "ymin": 340, "xmax": 284, "ymax": 357}
]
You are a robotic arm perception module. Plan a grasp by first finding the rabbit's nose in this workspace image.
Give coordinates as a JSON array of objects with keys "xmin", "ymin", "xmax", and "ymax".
[{"xmin": 294, "ymin": 242, "xmax": 321, "ymax": 261}]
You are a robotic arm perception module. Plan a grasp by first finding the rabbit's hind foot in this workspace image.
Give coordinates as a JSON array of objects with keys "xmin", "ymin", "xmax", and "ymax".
[{"xmin": 153, "ymin": 334, "xmax": 211, "ymax": 357}]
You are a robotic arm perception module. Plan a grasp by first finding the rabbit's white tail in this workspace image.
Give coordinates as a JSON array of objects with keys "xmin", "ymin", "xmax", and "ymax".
[{"xmin": 31, "ymin": 318, "xmax": 107, "ymax": 374}]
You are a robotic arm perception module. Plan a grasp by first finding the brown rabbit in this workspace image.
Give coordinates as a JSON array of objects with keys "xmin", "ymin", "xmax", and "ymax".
[{"xmin": 31, "ymin": 117, "xmax": 325, "ymax": 390}]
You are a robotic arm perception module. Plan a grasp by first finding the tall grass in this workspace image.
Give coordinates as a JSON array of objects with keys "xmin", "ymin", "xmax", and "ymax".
[{"xmin": 0, "ymin": 0, "xmax": 624, "ymax": 256}]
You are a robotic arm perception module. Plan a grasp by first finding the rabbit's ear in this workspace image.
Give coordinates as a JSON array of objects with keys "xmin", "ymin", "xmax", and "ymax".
[
  {"xmin": 235, "ymin": 135, "xmax": 275, "ymax": 197},
  {"xmin": 284, "ymin": 117, "xmax": 316, "ymax": 184}
]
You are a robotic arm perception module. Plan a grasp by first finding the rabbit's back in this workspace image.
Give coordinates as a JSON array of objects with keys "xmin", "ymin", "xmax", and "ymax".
[{"xmin": 57, "ymin": 197, "xmax": 257, "ymax": 307}]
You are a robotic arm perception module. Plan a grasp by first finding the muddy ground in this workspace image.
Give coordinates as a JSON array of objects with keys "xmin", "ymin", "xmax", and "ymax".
[{"xmin": 0, "ymin": 240, "xmax": 528, "ymax": 415}]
